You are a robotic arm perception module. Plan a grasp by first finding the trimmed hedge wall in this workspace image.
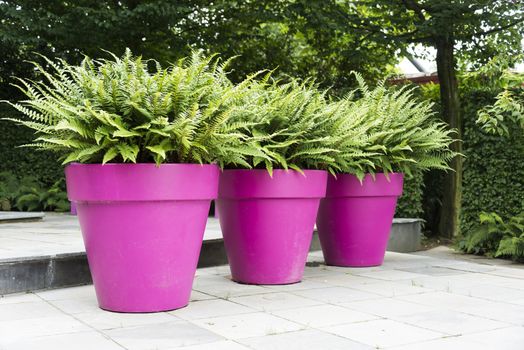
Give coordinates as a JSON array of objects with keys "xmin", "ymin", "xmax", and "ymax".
[
  {"xmin": 418, "ymin": 82, "xmax": 524, "ymax": 235},
  {"xmin": 0, "ymin": 114, "xmax": 64, "ymax": 186},
  {"xmin": 460, "ymin": 89, "xmax": 524, "ymax": 233},
  {"xmin": 396, "ymin": 172, "xmax": 424, "ymax": 218}
]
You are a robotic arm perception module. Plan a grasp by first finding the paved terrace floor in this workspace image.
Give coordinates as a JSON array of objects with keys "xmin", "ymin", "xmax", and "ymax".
[{"xmin": 1, "ymin": 250, "xmax": 524, "ymax": 349}]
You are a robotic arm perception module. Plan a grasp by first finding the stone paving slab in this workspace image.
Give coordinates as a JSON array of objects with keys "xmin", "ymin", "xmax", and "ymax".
[{"xmin": 0, "ymin": 251, "xmax": 523, "ymax": 349}]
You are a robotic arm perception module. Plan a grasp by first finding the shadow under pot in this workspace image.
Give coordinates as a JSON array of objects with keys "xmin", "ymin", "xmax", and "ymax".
[
  {"xmin": 216, "ymin": 169, "xmax": 327, "ymax": 285},
  {"xmin": 65, "ymin": 163, "xmax": 219, "ymax": 313},
  {"xmin": 316, "ymin": 173, "xmax": 404, "ymax": 267}
]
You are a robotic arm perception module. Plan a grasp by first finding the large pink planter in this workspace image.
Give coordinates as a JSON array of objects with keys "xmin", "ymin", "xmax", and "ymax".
[
  {"xmin": 316, "ymin": 173, "xmax": 404, "ymax": 267},
  {"xmin": 65, "ymin": 163, "xmax": 219, "ymax": 313},
  {"xmin": 217, "ymin": 169, "xmax": 327, "ymax": 284}
]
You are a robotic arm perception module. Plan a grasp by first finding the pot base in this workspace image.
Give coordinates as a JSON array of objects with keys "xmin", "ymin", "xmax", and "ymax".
[
  {"xmin": 324, "ymin": 260, "xmax": 384, "ymax": 268},
  {"xmin": 99, "ymin": 302, "xmax": 189, "ymax": 314},
  {"xmin": 232, "ymin": 278, "xmax": 302, "ymax": 286},
  {"xmin": 217, "ymin": 169, "xmax": 328, "ymax": 286}
]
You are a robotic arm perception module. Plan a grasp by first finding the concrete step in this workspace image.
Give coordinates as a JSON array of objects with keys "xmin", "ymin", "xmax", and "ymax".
[
  {"xmin": 0, "ymin": 213, "xmax": 419, "ymax": 295},
  {"xmin": 0, "ymin": 214, "xmax": 322, "ymax": 295},
  {"xmin": 0, "ymin": 211, "xmax": 44, "ymax": 223}
]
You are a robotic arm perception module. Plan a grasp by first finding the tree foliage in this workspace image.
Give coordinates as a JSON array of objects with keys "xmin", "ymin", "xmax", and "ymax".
[
  {"xmin": 0, "ymin": 0, "xmax": 401, "ymax": 185},
  {"xmin": 290, "ymin": 1, "xmax": 524, "ymax": 61},
  {"xmin": 477, "ymin": 62, "xmax": 524, "ymax": 136},
  {"xmin": 0, "ymin": 0, "xmax": 399, "ymax": 98}
]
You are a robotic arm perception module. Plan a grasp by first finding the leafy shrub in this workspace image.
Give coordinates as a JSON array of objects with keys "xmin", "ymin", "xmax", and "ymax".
[
  {"xmin": 0, "ymin": 112, "xmax": 63, "ymax": 187},
  {"xmin": 460, "ymin": 79, "xmax": 524, "ymax": 234},
  {"xmin": 458, "ymin": 63, "xmax": 524, "ymax": 261},
  {"xmin": 3, "ymin": 50, "xmax": 260, "ymax": 167},
  {"xmin": 0, "ymin": 172, "xmax": 19, "ymax": 210},
  {"xmin": 15, "ymin": 178, "xmax": 70, "ymax": 212},
  {"xmin": 0, "ymin": 172, "xmax": 69, "ymax": 212},
  {"xmin": 477, "ymin": 69, "xmax": 524, "ymax": 136},
  {"xmin": 459, "ymin": 211, "xmax": 524, "ymax": 261}
]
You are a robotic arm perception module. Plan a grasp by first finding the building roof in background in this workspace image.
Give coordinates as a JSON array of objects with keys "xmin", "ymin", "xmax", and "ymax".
[{"xmin": 389, "ymin": 72, "xmax": 439, "ymax": 85}]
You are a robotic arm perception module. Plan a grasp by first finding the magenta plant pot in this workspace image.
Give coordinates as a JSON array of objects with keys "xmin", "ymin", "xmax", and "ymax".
[
  {"xmin": 316, "ymin": 173, "xmax": 404, "ymax": 267},
  {"xmin": 65, "ymin": 163, "xmax": 219, "ymax": 313},
  {"xmin": 217, "ymin": 169, "xmax": 327, "ymax": 285}
]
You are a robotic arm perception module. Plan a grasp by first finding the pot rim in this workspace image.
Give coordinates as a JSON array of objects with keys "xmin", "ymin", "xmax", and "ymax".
[
  {"xmin": 324, "ymin": 172, "xmax": 404, "ymax": 198},
  {"xmin": 66, "ymin": 162, "xmax": 218, "ymax": 168},
  {"xmin": 218, "ymin": 168, "xmax": 328, "ymax": 199},
  {"xmin": 66, "ymin": 162, "xmax": 219, "ymax": 202},
  {"xmin": 221, "ymin": 168, "xmax": 328, "ymax": 175}
]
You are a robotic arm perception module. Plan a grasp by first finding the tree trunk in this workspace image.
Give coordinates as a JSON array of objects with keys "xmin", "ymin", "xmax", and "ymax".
[{"xmin": 435, "ymin": 36, "xmax": 463, "ymax": 238}]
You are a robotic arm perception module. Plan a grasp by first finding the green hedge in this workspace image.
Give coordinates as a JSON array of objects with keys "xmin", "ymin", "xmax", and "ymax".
[
  {"xmin": 396, "ymin": 172, "xmax": 424, "ymax": 218},
  {"xmin": 460, "ymin": 89, "xmax": 524, "ymax": 233},
  {"xmin": 0, "ymin": 114, "xmax": 64, "ymax": 186},
  {"xmin": 417, "ymin": 82, "xmax": 524, "ymax": 235},
  {"xmin": 392, "ymin": 78, "xmax": 524, "ymax": 231}
]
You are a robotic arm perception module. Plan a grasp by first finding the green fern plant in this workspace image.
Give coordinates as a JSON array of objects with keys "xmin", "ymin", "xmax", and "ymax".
[
  {"xmin": 460, "ymin": 212, "xmax": 507, "ymax": 256},
  {"xmin": 461, "ymin": 211, "xmax": 524, "ymax": 261},
  {"xmin": 495, "ymin": 214, "xmax": 524, "ymax": 259},
  {"xmin": 222, "ymin": 78, "xmax": 353, "ymax": 174},
  {"xmin": 331, "ymin": 73, "xmax": 458, "ymax": 178},
  {"xmin": 3, "ymin": 49, "xmax": 260, "ymax": 167}
]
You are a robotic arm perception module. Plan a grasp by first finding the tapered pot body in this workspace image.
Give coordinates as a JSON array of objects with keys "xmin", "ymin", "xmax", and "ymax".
[
  {"xmin": 217, "ymin": 169, "xmax": 327, "ymax": 284},
  {"xmin": 316, "ymin": 173, "xmax": 404, "ymax": 267},
  {"xmin": 66, "ymin": 163, "xmax": 219, "ymax": 312}
]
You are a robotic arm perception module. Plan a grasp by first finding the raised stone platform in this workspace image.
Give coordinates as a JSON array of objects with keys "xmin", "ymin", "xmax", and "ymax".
[
  {"xmin": 0, "ymin": 214, "xmax": 232, "ymax": 294},
  {"xmin": 0, "ymin": 213, "xmax": 419, "ymax": 294},
  {"xmin": 0, "ymin": 211, "xmax": 44, "ymax": 223}
]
